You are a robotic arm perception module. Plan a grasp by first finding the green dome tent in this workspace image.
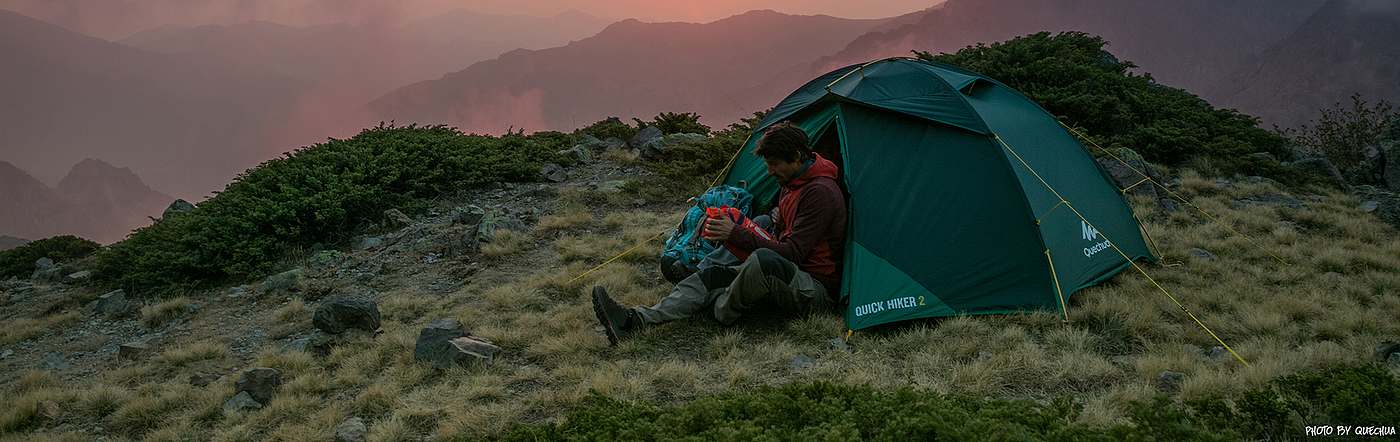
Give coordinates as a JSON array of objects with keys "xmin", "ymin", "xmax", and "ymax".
[{"xmin": 721, "ymin": 58, "xmax": 1156, "ymax": 330}]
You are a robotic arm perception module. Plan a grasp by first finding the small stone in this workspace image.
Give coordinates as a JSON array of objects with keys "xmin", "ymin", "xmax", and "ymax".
[
  {"xmin": 539, "ymin": 164, "xmax": 567, "ymax": 182},
  {"xmin": 40, "ymin": 352, "xmax": 70, "ymax": 370},
  {"xmin": 1208, "ymin": 346, "xmax": 1230, "ymax": 361},
  {"xmin": 335, "ymin": 417, "xmax": 368, "ymax": 442},
  {"xmin": 977, "ymin": 350, "xmax": 995, "ymax": 361},
  {"xmin": 1155, "ymin": 371, "xmax": 1187, "ymax": 394},
  {"xmin": 34, "ymin": 257, "xmax": 55, "ymax": 269},
  {"xmin": 118, "ymin": 342, "xmax": 149, "ymax": 360},
  {"xmin": 453, "ymin": 205, "xmax": 486, "ymax": 226},
  {"xmin": 633, "ymin": 199, "xmax": 647, "ymax": 207},
  {"xmin": 827, "ymin": 338, "xmax": 849, "ymax": 352},
  {"xmin": 190, "ymin": 372, "xmax": 221, "ymax": 388},
  {"xmin": 1360, "ymin": 201, "xmax": 1380, "ymax": 212},
  {"xmin": 1186, "ymin": 248, "xmax": 1217, "ymax": 262},
  {"xmin": 788, "ymin": 354, "xmax": 814, "ymax": 373},
  {"xmin": 384, "ymin": 208, "xmax": 414, "ymax": 225},
  {"xmin": 222, "ymin": 391, "xmax": 262, "ymax": 411},
  {"xmin": 415, "ymin": 318, "xmax": 468, "ymax": 369},
  {"xmin": 234, "ymin": 368, "xmax": 282, "ymax": 405}
]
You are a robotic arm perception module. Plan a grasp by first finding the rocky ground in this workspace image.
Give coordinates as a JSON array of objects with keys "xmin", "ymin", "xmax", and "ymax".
[{"xmin": 0, "ymin": 152, "xmax": 684, "ymax": 437}]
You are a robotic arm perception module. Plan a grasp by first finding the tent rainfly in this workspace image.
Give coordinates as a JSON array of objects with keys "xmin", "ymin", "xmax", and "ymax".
[{"xmin": 722, "ymin": 58, "xmax": 1156, "ymax": 330}]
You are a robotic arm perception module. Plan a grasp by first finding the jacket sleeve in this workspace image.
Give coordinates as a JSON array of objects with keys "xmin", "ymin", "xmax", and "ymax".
[{"xmin": 727, "ymin": 182, "xmax": 842, "ymax": 264}]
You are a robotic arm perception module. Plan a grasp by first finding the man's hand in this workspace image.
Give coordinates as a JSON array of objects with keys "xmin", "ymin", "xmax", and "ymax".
[{"xmin": 704, "ymin": 215, "xmax": 735, "ymax": 242}]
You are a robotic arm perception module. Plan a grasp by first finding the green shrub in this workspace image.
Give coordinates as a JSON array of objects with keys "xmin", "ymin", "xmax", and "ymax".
[
  {"xmin": 91, "ymin": 123, "xmax": 571, "ymax": 297},
  {"xmin": 635, "ymin": 112, "xmax": 712, "ymax": 137},
  {"xmin": 1184, "ymin": 363, "xmax": 1400, "ymax": 441},
  {"xmin": 644, "ymin": 111, "xmax": 765, "ymax": 195},
  {"xmin": 1275, "ymin": 93, "xmax": 1398, "ymax": 170},
  {"xmin": 919, "ymin": 32, "xmax": 1317, "ymax": 186},
  {"xmin": 0, "ymin": 235, "xmax": 100, "ymax": 279},
  {"xmin": 575, "ymin": 117, "xmax": 638, "ymax": 142}
]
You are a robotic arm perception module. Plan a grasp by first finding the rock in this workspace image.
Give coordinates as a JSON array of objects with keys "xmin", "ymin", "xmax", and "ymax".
[
  {"xmin": 788, "ymin": 354, "xmax": 814, "ymax": 373},
  {"xmin": 1, "ymin": 349, "xmax": 12, "ymax": 358},
  {"xmin": 640, "ymin": 133, "xmax": 707, "ymax": 160},
  {"xmin": 443, "ymin": 337, "xmax": 502, "ymax": 368},
  {"xmin": 1208, "ymin": 346, "xmax": 1230, "ymax": 361},
  {"xmin": 263, "ymin": 269, "xmax": 304, "ymax": 294},
  {"xmin": 628, "ymin": 126, "xmax": 663, "ymax": 150},
  {"xmin": 827, "ymin": 338, "xmax": 849, "ymax": 352},
  {"xmin": 34, "ymin": 257, "xmax": 54, "ymax": 270},
  {"xmin": 577, "ymin": 135, "xmax": 609, "ymax": 151},
  {"xmin": 453, "ymin": 205, "xmax": 486, "ymax": 226},
  {"xmin": 313, "ymin": 295, "xmax": 381, "ymax": 334},
  {"xmin": 1096, "ymin": 149, "xmax": 1160, "ymax": 198},
  {"xmin": 223, "ymin": 391, "xmax": 263, "ymax": 411},
  {"xmin": 1286, "ymin": 156, "xmax": 1344, "ymax": 182},
  {"xmin": 31, "ymin": 263, "xmax": 75, "ymax": 284},
  {"xmin": 1375, "ymin": 341, "xmax": 1400, "ymax": 366},
  {"xmin": 355, "ymin": 236, "xmax": 382, "ymax": 251},
  {"xmin": 559, "ymin": 145, "xmax": 593, "ymax": 164},
  {"xmin": 415, "ymin": 318, "xmax": 469, "ymax": 369},
  {"xmin": 604, "ymin": 137, "xmax": 626, "ymax": 151},
  {"xmin": 1186, "ymin": 248, "xmax": 1217, "ymax": 262},
  {"xmin": 162, "ymin": 199, "xmax": 196, "ymax": 220},
  {"xmin": 37, "ymin": 401, "xmax": 60, "ymax": 421},
  {"xmin": 310, "ymin": 250, "xmax": 345, "ymax": 269},
  {"xmin": 977, "ymin": 350, "xmax": 995, "ymax": 361},
  {"xmin": 335, "ymin": 417, "xmax": 368, "ymax": 442},
  {"xmin": 1155, "ymin": 371, "xmax": 1187, "ymax": 394},
  {"xmin": 189, "ymin": 372, "xmax": 222, "ymax": 388},
  {"xmin": 81, "ymin": 290, "xmax": 128, "ymax": 316},
  {"xmin": 384, "ymin": 208, "xmax": 414, "ymax": 225},
  {"xmin": 118, "ymin": 342, "xmax": 149, "ymax": 360},
  {"xmin": 633, "ymin": 199, "xmax": 647, "ymax": 207},
  {"xmin": 63, "ymin": 270, "xmax": 91, "ymax": 284},
  {"xmin": 40, "ymin": 352, "xmax": 70, "ymax": 370},
  {"xmin": 539, "ymin": 163, "xmax": 567, "ymax": 182},
  {"xmin": 234, "ymin": 368, "xmax": 282, "ymax": 405},
  {"xmin": 596, "ymin": 180, "xmax": 627, "ymax": 193},
  {"xmin": 1360, "ymin": 201, "xmax": 1381, "ymax": 212}
]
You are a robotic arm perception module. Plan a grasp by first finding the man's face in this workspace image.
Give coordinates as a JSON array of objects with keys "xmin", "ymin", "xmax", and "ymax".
[{"xmin": 763, "ymin": 156, "xmax": 804, "ymax": 184}]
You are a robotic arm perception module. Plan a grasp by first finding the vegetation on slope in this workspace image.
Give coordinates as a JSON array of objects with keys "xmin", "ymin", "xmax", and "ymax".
[{"xmin": 0, "ymin": 236, "xmax": 99, "ymax": 280}]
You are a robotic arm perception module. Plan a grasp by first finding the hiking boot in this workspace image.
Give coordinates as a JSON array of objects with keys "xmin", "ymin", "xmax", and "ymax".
[
  {"xmin": 660, "ymin": 256, "xmax": 697, "ymax": 284},
  {"xmin": 591, "ymin": 286, "xmax": 639, "ymax": 346}
]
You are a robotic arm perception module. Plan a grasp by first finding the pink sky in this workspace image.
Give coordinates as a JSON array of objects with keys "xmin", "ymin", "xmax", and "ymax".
[{"xmin": 0, "ymin": 0, "xmax": 941, "ymax": 41}]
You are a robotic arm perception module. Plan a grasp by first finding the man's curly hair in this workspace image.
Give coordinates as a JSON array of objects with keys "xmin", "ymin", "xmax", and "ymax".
[{"xmin": 752, "ymin": 121, "xmax": 810, "ymax": 163}]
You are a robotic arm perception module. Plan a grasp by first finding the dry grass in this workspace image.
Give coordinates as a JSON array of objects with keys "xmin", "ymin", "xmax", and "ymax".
[
  {"xmin": 0, "ymin": 312, "xmax": 78, "ymax": 345},
  {"xmin": 140, "ymin": 296, "xmax": 193, "ymax": 328},
  {"xmin": 5, "ymin": 166, "xmax": 1399, "ymax": 439}
]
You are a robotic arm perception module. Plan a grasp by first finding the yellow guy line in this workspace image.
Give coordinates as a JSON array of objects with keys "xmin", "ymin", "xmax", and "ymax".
[
  {"xmin": 1058, "ymin": 121, "xmax": 1290, "ymax": 266},
  {"xmin": 1045, "ymin": 250, "xmax": 1068, "ymax": 323},
  {"xmin": 995, "ymin": 135, "xmax": 1249, "ymax": 366},
  {"xmin": 570, "ymin": 134, "xmax": 753, "ymax": 284}
]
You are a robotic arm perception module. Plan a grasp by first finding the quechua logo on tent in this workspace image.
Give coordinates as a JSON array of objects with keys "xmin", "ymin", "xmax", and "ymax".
[{"xmin": 1082, "ymin": 220, "xmax": 1111, "ymax": 258}]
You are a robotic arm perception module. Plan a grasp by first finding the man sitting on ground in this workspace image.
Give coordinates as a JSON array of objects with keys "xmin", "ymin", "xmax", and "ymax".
[{"xmin": 591, "ymin": 122, "xmax": 847, "ymax": 345}]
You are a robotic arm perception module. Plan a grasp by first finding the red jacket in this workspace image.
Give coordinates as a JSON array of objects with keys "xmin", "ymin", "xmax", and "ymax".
[{"xmin": 728, "ymin": 153, "xmax": 847, "ymax": 296}]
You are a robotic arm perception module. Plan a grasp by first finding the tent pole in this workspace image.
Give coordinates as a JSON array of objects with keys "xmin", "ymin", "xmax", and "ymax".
[{"xmin": 1045, "ymin": 250, "xmax": 1068, "ymax": 323}]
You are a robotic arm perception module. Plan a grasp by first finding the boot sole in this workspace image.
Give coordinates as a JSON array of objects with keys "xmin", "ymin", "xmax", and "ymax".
[{"xmin": 591, "ymin": 289, "xmax": 624, "ymax": 347}]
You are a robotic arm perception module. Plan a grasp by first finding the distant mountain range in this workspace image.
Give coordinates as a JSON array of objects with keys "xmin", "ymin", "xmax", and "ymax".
[{"xmin": 0, "ymin": 159, "xmax": 172, "ymax": 245}]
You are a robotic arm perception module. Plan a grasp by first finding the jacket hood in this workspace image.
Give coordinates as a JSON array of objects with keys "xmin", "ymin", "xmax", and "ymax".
[{"xmin": 783, "ymin": 153, "xmax": 839, "ymax": 190}]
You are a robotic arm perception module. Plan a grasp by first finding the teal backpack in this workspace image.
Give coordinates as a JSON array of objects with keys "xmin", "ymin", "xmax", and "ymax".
[{"xmin": 660, "ymin": 185, "xmax": 754, "ymax": 282}]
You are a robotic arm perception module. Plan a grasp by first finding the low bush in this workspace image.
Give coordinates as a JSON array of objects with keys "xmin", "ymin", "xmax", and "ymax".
[
  {"xmin": 0, "ymin": 235, "xmax": 100, "ymax": 280},
  {"xmin": 90, "ymin": 124, "xmax": 571, "ymax": 297}
]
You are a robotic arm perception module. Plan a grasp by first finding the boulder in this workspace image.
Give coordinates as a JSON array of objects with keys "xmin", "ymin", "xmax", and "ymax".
[
  {"xmin": 1095, "ymin": 148, "xmax": 1160, "ymax": 198},
  {"xmin": 628, "ymin": 126, "xmax": 663, "ymax": 150},
  {"xmin": 443, "ymin": 337, "xmax": 502, "ymax": 368},
  {"xmin": 453, "ymin": 205, "xmax": 486, "ymax": 226},
  {"xmin": 234, "ymin": 368, "xmax": 282, "ymax": 405},
  {"xmin": 312, "ymin": 295, "xmax": 381, "ymax": 334},
  {"xmin": 604, "ymin": 137, "xmax": 626, "ymax": 151},
  {"xmin": 415, "ymin": 318, "xmax": 469, "ymax": 370},
  {"xmin": 63, "ymin": 270, "xmax": 92, "ymax": 284},
  {"xmin": 34, "ymin": 257, "xmax": 54, "ymax": 270},
  {"xmin": 82, "ymin": 290, "xmax": 128, "ymax": 316},
  {"xmin": 539, "ymin": 163, "xmax": 567, "ymax": 182},
  {"xmin": 640, "ymin": 133, "xmax": 706, "ymax": 160},
  {"xmin": 1155, "ymin": 371, "xmax": 1187, "ymax": 394},
  {"xmin": 355, "ymin": 235, "xmax": 383, "ymax": 251},
  {"xmin": 1286, "ymin": 155, "xmax": 1344, "ymax": 182},
  {"xmin": 559, "ymin": 145, "xmax": 593, "ymax": 164},
  {"xmin": 577, "ymin": 135, "xmax": 609, "ymax": 152},
  {"xmin": 223, "ymin": 391, "xmax": 262, "ymax": 411},
  {"xmin": 262, "ymin": 269, "xmax": 304, "ymax": 294},
  {"xmin": 1375, "ymin": 341, "xmax": 1400, "ymax": 366},
  {"xmin": 162, "ymin": 199, "xmax": 196, "ymax": 220},
  {"xmin": 118, "ymin": 342, "xmax": 149, "ymax": 360},
  {"xmin": 336, "ymin": 417, "xmax": 368, "ymax": 442},
  {"xmin": 31, "ymin": 263, "xmax": 76, "ymax": 284},
  {"xmin": 788, "ymin": 354, "xmax": 815, "ymax": 373}
]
